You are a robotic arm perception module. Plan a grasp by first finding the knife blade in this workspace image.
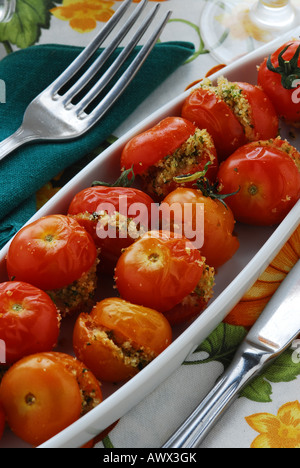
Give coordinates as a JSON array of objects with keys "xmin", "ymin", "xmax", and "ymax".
[{"xmin": 162, "ymin": 258, "xmax": 300, "ymax": 448}]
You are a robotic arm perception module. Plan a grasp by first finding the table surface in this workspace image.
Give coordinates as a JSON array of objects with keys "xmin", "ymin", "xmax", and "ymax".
[{"xmin": 0, "ymin": 0, "xmax": 300, "ymax": 449}]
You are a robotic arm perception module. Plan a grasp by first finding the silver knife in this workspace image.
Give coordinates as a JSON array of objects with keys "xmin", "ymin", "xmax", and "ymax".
[{"xmin": 163, "ymin": 258, "xmax": 300, "ymax": 448}]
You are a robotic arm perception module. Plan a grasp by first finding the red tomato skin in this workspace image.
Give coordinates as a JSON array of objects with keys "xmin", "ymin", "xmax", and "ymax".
[
  {"xmin": 257, "ymin": 41, "xmax": 300, "ymax": 123},
  {"xmin": 68, "ymin": 186, "xmax": 155, "ymax": 270},
  {"xmin": 121, "ymin": 116, "xmax": 199, "ymax": 175},
  {"xmin": 163, "ymin": 187, "xmax": 240, "ymax": 269},
  {"xmin": 68, "ymin": 186, "xmax": 154, "ymax": 222},
  {"xmin": 6, "ymin": 215, "xmax": 97, "ymax": 291},
  {"xmin": 0, "ymin": 353, "xmax": 83, "ymax": 446},
  {"xmin": 217, "ymin": 140, "xmax": 300, "ymax": 226},
  {"xmin": 73, "ymin": 297, "xmax": 172, "ymax": 382},
  {"xmin": 236, "ymin": 82, "xmax": 279, "ymax": 140},
  {"xmin": 115, "ymin": 230, "xmax": 204, "ymax": 313},
  {"xmin": 0, "ymin": 282, "xmax": 60, "ymax": 366},
  {"xmin": 181, "ymin": 87, "xmax": 247, "ymax": 161}
]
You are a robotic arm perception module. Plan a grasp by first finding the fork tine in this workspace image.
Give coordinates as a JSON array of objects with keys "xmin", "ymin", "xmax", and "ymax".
[
  {"xmin": 75, "ymin": 4, "xmax": 167, "ymax": 117},
  {"xmin": 61, "ymin": 0, "xmax": 149, "ymax": 106},
  {"xmin": 82, "ymin": 9, "xmax": 172, "ymax": 127},
  {"xmin": 50, "ymin": 0, "xmax": 134, "ymax": 96}
]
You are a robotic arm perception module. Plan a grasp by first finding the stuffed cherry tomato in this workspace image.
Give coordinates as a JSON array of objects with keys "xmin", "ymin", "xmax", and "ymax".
[
  {"xmin": 0, "ymin": 352, "xmax": 102, "ymax": 446},
  {"xmin": 162, "ymin": 263, "xmax": 215, "ymax": 325},
  {"xmin": 0, "ymin": 281, "xmax": 60, "ymax": 366},
  {"xmin": 163, "ymin": 187, "xmax": 239, "ymax": 269},
  {"xmin": 115, "ymin": 230, "xmax": 214, "ymax": 324},
  {"xmin": 120, "ymin": 116, "xmax": 218, "ymax": 199},
  {"xmin": 68, "ymin": 185, "xmax": 154, "ymax": 269},
  {"xmin": 217, "ymin": 138, "xmax": 300, "ymax": 226},
  {"xmin": 258, "ymin": 41, "xmax": 300, "ymax": 124},
  {"xmin": 6, "ymin": 215, "xmax": 98, "ymax": 317},
  {"xmin": 182, "ymin": 77, "xmax": 278, "ymax": 161},
  {"xmin": 73, "ymin": 297, "xmax": 172, "ymax": 382}
]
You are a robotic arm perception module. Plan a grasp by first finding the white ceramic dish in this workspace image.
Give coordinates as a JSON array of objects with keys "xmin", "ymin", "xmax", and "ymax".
[{"xmin": 0, "ymin": 28, "xmax": 300, "ymax": 448}]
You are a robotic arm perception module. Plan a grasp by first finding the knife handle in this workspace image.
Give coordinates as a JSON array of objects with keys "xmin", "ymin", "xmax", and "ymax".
[{"xmin": 162, "ymin": 344, "xmax": 270, "ymax": 448}]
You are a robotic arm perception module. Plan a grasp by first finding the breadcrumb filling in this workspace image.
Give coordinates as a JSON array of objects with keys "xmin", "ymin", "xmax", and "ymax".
[
  {"xmin": 144, "ymin": 128, "xmax": 216, "ymax": 197},
  {"xmin": 194, "ymin": 263, "xmax": 215, "ymax": 304},
  {"xmin": 72, "ymin": 211, "xmax": 146, "ymax": 241},
  {"xmin": 80, "ymin": 386, "xmax": 102, "ymax": 415},
  {"xmin": 200, "ymin": 77, "xmax": 254, "ymax": 139},
  {"xmin": 179, "ymin": 263, "xmax": 215, "ymax": 308},
  {"xmin": 90, "ymin": 327, "xmax": 156, "ymax": 371},
  {"xmin": 253, "ymin": 137, "xmax": 300, "ymax": 172},
  {"xmin": 46, "ymin": 258, "xmax": 99, "ymax": 317}
]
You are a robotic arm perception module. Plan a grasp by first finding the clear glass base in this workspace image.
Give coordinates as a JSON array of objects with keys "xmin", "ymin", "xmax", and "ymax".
[
  {"xmin": 199, "ymin": 0, "xmax": 299, "ymax": 64},
  {"xmin": 0, "ymin": 0, "xmax": 16, "ymax": 23}
]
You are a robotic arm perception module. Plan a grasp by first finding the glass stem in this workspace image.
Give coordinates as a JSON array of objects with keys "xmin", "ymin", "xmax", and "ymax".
[{"xmin": 250, "ymin": 0, "xmax": 296, "ymax": 29}]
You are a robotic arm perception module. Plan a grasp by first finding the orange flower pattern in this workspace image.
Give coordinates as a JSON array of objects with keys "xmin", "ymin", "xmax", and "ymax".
[
  {"xmin": 224, "ymin": 224, "xmax": 300, "ymax": 328},
  {"xmin": 246, "ymin": 401, "xmax": 300, "ymax": 448},
  {"xmin": 51, "ymin": 0, "xmax": 116, "ymax": 33}
]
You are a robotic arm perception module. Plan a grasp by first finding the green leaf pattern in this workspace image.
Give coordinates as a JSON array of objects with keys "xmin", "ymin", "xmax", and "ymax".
[
  {"xmin": 186, "ymin": 323, "xmax": 300, "ymax": 403},
  {"xmin": 0, "ymin": 0, "xmax": 62, "ymax": 50}
]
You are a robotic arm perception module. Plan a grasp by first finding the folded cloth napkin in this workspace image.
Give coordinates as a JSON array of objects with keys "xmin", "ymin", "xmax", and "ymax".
[{"xmin": 0, "ymin": 41, "xmax": 195, "ymax": 250}]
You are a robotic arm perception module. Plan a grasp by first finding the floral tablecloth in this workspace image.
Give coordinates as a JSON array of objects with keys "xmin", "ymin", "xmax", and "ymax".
[{"xmin": 1, "ymin": 0, "xmax": 300, "ymax": 449}]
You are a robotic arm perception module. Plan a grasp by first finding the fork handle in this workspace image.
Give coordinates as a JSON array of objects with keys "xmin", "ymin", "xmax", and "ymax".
[
  {"xmin": 0, "ymin": 126, "xmax": 38, "ymax": 162},
  {"xmin": 162, "ymin": 344, "xmax": 271, "ymax": 448}
]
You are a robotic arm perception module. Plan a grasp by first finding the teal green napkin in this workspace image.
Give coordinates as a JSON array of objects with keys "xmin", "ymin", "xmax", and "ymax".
[{"xmin": 0, "ymin": 41, "xmax": 195, "ymax": 249}]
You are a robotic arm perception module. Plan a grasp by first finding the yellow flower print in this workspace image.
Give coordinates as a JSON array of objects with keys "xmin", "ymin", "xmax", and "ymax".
[
  {"xmin": 50, "ymin": 0, "xmax": 115, "ymax": 33},
  {"xmin": 246, "ymin": 401, "xmax": 300, "ymax": 448}
]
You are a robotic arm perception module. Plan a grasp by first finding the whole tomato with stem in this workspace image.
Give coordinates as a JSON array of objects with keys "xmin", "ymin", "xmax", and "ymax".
[
  {"xmin": 182, "ymin": 77, "xmax": 278, "ymax": 161},
  {"xmin": 0, "ymin": 352, "xmax": 102, "ymax": 447},
  {"xmin": 0, "ymin": 281, "xmax": 60, "ymax": 366},
  {"xmin": 120, "ymin": 116, "xmax": 218, "ymax": 199},
  {"xmin": 258, "ymin": 41, "xmax": 300, "ymax": 124},
  {"xmin": 68, "ymin": 183, "xmax": 154, "ymax": 270},
  {"xmin": 115, "ymin": 230, "xmax": 214, "ymax": 324},
  {"xmin": 73, "ymin": 297, "xmax": 172, "ymax": 382},
  {"xmin": 217, "ymin": 138, "xmax": 300, "ymax": 226},
  {"xmin": 163, "ymin": 186, "xmax": 239, "ymax": 269}
]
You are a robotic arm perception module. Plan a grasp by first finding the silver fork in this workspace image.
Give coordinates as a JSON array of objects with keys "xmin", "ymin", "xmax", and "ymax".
[{"xmin": 0, "ymin": 0, "xmax": 172, "ymax": 162}]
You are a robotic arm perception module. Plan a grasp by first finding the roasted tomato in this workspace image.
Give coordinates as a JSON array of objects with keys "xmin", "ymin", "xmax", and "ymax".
[
  {"xmin": 162, "ymin": 264, "xmax": 215, "ymax": 325},
  {"xmin": 73, "ymin": 297, "xmax": 172, "ymax": 382},
  {"xmin": 68, "ymin": 185, "xmax": 154, "ymax": 269},
  {"xmin": 163, "ymin": 187, "xmax": 239, "ymax": 269},
  {"xmin": 257, "ymin": 41, "xmax": 300, "ymax": 124},
  {"xmin": 181, "ymin": 77, "xmax": 278, "ymax": 161},
  {"xmin": 120, "ymin": 116, "xmax": 218, "ymax": 199},
  {"xmin": 114, "ymin": 230, "xmax": 214, "ymax": 324},
  {"xmin": 6, "ymin": 215, "xmax": 98, "ymax": 317},
  {"xmin": 0, "ymin": 281, "xmax": 60, "ymax": 366},
  {"xmin": 217, "ymin": 138, "xmax": 300, "ymax": 226},
  {"xmin": 0, "ymin": 404, "xmax": 5, "ymax": 441},
  {"xmin": 0, "ymin": 352, "xmax": 102, "ymax": 446}
]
